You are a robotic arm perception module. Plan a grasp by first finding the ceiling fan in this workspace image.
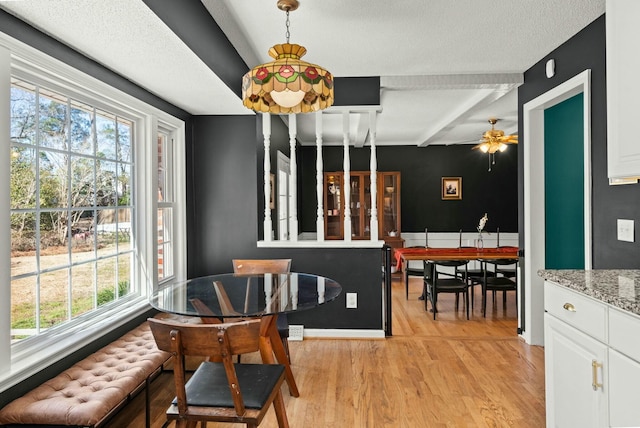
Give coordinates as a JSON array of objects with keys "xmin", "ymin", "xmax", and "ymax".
[{"xmin": 472, "ymin": 118, "xmax": 518, "ymax": 171}]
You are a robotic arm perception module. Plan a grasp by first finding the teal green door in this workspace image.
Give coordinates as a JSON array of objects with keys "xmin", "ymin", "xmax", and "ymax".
[{"xmin": 544, "ymin": 93, "xmax": 584, "ymax": 269}]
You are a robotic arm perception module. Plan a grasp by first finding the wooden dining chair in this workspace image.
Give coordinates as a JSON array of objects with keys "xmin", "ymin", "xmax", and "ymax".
[
  {"xmin": 232, "ymin": 259, "xmax": 292, "ymax": 362},
  {"xmin": 148, "ymin": 317, "xmax": 289, "ymax": 428}
]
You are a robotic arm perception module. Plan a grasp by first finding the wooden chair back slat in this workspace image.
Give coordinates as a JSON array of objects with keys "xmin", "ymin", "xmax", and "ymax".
[
  {"xmin": 232, "ymin": 259, "xmax": 291, "ymax": 274},
  {"xmin": 148, "ymin": 317, "xmax": 262, "ymax": 358}
]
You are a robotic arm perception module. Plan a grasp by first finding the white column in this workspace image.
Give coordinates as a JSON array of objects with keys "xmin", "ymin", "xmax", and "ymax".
[
  {"xmin": 288, "ymin": 114, "xmax": 299, "ymax": 242},
  {"xmin": 262, "ymin": 113, "xmax": 272, "ymax": 242},
  {"xmin": 342, "ymin": 111, "xmax": 352, "ymax": 241},
  {"xmin": 369, "ymin": 111, "xmax": 379, "ymax": 241},
  {"xmin": 315, "ymin": 111, "xmax": 325, "ymax": 241},
  {"xmin": 317, "ymin": 276, "xmax": 325, "ymax": 304}
]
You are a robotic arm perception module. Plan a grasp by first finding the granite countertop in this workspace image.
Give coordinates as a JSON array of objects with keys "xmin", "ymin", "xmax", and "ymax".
[{"xmin": 538, "ymin": 269, "xmax": 640, "ymax": 317}]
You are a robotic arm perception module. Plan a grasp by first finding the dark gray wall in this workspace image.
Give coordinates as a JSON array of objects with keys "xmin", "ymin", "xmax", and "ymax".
[
  {"xmin": 188, "ymin": 115, "xmax": 382, "ymax": 329},
  {"xmin": 519, "ymin": 15, "xmax": 640, "ymax": 268},
  {"xmin": 299, "ymin": 145, "xmax": 518, "ymax": 234}
]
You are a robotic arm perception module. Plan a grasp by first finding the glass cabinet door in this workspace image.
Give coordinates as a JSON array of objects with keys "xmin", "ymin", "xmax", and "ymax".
[
  {"xmin": 349, "ymin": 174, "xmax": 372, "ymax": 240},
  {"xmin": 379, "ymin": 172, "xmax": 401, "ymax": 239},
  {"xmin": 324, "ymin": 173, "xmax": 343, "ymax": 239},
  {"xmin": 325, "ymin": 171, "xmax": 399, "ymax": 241}
]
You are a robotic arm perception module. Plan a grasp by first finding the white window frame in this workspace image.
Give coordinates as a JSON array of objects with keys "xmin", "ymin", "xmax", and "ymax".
[{"xmin": 0, "ymin": 33, "xmax": 186, "ymax": 391}]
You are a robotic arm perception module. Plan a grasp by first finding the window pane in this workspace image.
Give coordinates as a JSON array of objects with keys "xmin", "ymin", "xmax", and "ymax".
[
  {"xmin": 40, "ymin": 150, "xmax": 69, "ymax": 208},
  {"xmin": 39, "ymin": 209, "xmax": 69, "ymax": 271},
  {"xmin": 117, "ymin": 254, "xmax": 132, "ymax": 295},
  {"xmin": 39, "ymin": 89, "xmax": 68, "ymax": 151},
  {"xmin": 71, "ymin": 210, "xmax": 95, "ymax": 263},
  {"xmin": 11, "ymin": 212, "xmax": 36, "ymax": 253},
  {"xmin": 117, "ymin": 163, "xmax": 131, "ymax": 207},
  {"xmin": 10, "ymin": 81, "xmax": 37, "ymax": 146},
  {"xmin": 11, "ymin": 146, "xmax": 37, "ymax": 209},
  {"xmin": 96, "ymin": 208, "xmax": 117, "ymax": 256},
  {"xmin": 96, "ymin": 160, "xmax": 117, "ymax": 207},
  {"xmin": 11, "ymin": 275, "xmax": 37, "ymax": 341},
  {"xmin": 97, "ymin": 257, "xmax": 117, "ymax": 307},
  {"xmin": 71, "ymin": 262, "xmax": 96, "ymax": 318},
  {"xmin": 157, "ymin": 134, "xmax": 167, "ymax": 202},
  {"xmin": 40, "ymin": 269, "xmax": 70, "ymax": 329},
  {"xmin": 96, "ymin": 110, "xmax": 116, "ymax": 160},
  {"xmin": 118, "ymin": 118, "xmax": 132, "ymax": 163},
  {"xmin": 70, "ymin": 100, "xmax": 94, "ymax": 155},
  {"xmin": 157, "ymin": 207, "xmax": 173, "ymax": 280},
  {"xmin": 117, "ymin": 208, "xmax": 131, "ymax": 247},
  {"xmin": 70, "ymin": 155, "xmax": 95, "ymax": 209}
]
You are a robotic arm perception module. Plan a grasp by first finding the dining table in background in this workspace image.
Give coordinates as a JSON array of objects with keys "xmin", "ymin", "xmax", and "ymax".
[
  {"xmin": 149, "ymin": 272, "xmax": 342, "ymax": 397},
  {"xmin": 395, "ymin": 246, "xmax": 519, "ymax": 295}
]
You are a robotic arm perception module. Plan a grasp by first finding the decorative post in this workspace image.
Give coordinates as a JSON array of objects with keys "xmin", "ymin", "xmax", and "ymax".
[
  {"xmin": 263, "ymin": 113, "xmax": 272, "ymax": 242},
  {"xmin": 288, "ymin": 114, "xmax": 299, "ymax": 241},
  {"xmin": 342, "ymin": 111, "xmax": 352, "ymax": 241},
  {"xmin": 315, "ymin": 111, "xmax": 325, "ymax": 241},
  {"xmin": 369, "ymin": 110, "xmax": 379, "ymax": 241}
]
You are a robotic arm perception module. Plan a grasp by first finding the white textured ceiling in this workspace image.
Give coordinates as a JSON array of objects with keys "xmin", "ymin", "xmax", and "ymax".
[{"xmin": 0, "ymin": 0, "xmax": 605, "ymax": 146}]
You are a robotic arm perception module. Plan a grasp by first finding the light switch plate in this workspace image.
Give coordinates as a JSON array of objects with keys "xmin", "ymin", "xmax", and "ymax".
[
  {"xmin": 617, "ymin": 219, "xmax": 634, "ymax": 242},
  {"xmin": 346, "ymin": 292, "xmax": 357, "ymax": 308}
]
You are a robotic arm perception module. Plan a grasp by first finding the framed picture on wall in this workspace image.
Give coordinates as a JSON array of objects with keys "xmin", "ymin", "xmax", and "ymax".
[{"xmin": 442, "ymin": 177, "xmax": 462, "ymax": 200}]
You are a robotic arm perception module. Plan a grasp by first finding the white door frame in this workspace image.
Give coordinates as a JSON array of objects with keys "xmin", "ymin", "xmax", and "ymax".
[
  {"xmin": 277, "ymin": 151, "xmax": 290, "ymax": 240},
  {"xmin": 522, "ymin": 69, "xmax": 592, "ymax": 346}
]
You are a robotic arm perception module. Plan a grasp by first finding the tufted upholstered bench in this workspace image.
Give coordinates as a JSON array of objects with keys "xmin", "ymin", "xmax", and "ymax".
[{"xmin": 0, "ymin": 321, "xmax": 171, "ymax": 428}]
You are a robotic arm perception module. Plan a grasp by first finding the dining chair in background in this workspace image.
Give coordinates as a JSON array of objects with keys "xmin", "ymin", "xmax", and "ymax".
[
  {"xmin": 232, "ymin": 259, "xmax": 292, "ymax": 362},
  {"xmin": 148, "ymin": 317, "xmax": 289, "ymax": 428},
  {"xmin": 423, "ymin": 259, "xmax": 471, "ymax": 320},
  {"xmin": 404, "ymin": 228, "xmax": 429, "ymax": 299},
  {"xmin": 477, "ymin": 259, "xmax": 518, "ymax": 317}
]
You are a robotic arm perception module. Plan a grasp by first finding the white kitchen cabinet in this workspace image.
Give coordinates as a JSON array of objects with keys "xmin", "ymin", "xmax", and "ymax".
[
  {"xmin": 544, "ymin": 312, "xmax": 608, "ymax": 427},
  {"xmin": 606, "ymin": 0, "xmax": 640, "ymax": 181},
  {"xmin": 609, "ymin": 349, "xmax": 640, "ymax": 427},
  {"xmin": 608, "ymin": 308, "xmax": 640, "ymax": 427},
  {"xmin": 544, "ymin": 281, "xmax": 640, "ymax": 427}
]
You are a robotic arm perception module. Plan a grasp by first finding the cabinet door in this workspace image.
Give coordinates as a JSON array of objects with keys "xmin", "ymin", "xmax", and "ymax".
[
  {"xmin": 609, "ymin": 349, "xmax": 640, "ymax": 427},
  {"xmin": 324, "ymin": 173, "xmax": 343, "ymax": 239},
  {"xmin": 606, "ymin": 0, "xmax": 640, "ymax": 179},
  {"xmin": 545, "ymin": 313, "xmax": 608, "ymax": 428},
  {"xmin": 379, "ymin": 172, "xmax": 401, "ymax": 238},
  {"xmin": 349, "ymin": 173, "xmax": 371, "ymax": 239}
]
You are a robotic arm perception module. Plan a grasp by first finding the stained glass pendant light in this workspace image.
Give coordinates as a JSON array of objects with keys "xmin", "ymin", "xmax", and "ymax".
[{"xmin": 241, "ymin": 0, "xmax": 334, "ymax": 114}]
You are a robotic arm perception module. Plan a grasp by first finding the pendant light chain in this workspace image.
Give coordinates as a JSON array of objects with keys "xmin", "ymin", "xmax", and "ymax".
[{"xmin": 285, "ymin": 10, "xmax": 291, "ymax": 43}]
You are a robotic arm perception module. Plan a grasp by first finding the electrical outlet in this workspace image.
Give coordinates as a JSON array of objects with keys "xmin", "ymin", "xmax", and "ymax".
[
  {"xmin": 346, "ymin": 292, "xmax": 357, "ymax": 309},
  {"xmin": 617, "ymin": 219, "xmax": 634, "ymax": 242},
  {"xmin": 288, "ymin": 325, "xmax": 304, "ymax": 341}
]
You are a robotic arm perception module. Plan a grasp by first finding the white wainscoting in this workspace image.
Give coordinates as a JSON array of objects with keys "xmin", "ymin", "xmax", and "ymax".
[{"xmin": 402, "ymin": 231, "xmax": 519, "ymax": 274}]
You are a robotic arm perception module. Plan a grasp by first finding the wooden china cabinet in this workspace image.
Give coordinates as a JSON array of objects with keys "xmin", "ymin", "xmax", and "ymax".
[{"xmin": 324, "ymin": 171, "xmax": 403, "ymax": 248}]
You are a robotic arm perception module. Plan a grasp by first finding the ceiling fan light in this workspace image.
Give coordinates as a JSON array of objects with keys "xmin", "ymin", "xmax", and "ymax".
[
  {"xmin": 479, "ymin": 143, "xmax": 489, "ymax": 153},
  {"xmin": 498, "ymin": 143, "xmax": 508, "ymax": 152}
]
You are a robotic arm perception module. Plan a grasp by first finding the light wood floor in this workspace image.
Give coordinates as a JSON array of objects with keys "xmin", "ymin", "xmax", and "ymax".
[{"xmin": 106, "ymin": 274, "xmax": 546, "ymax": 427}]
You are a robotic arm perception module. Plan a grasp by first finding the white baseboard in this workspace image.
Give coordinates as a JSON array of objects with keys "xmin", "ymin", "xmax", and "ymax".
[{"xmin": 301, "ymin": 329, "xmax": 386, "ymax": 339}]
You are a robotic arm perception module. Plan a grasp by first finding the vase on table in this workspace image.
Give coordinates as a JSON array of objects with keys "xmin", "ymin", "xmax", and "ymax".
[{"xmin": 476, "ymin": 234, "xmax": 484, "ymax": 250}]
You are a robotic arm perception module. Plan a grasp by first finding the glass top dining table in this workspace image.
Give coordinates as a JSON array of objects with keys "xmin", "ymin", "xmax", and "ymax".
[
  {"xmin": 149, "ymin": 272, "xmax": 342, "ymax": 398},
  {"xmin": 149, "ymin": 272, "xmax": 342, "ymax": 319}
]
